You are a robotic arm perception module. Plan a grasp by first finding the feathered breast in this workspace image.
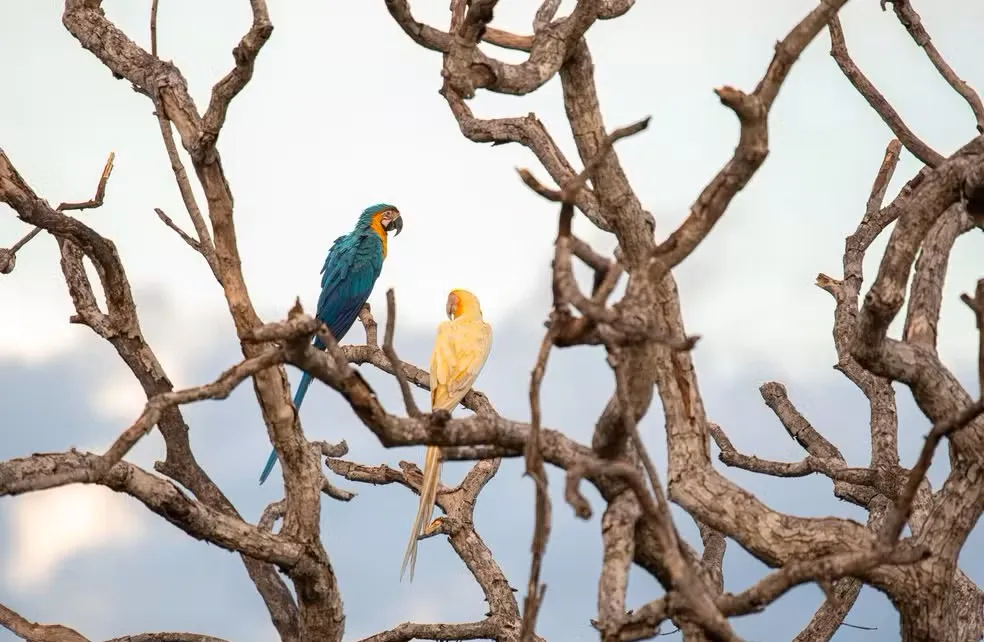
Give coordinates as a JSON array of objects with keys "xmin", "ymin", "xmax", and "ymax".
[{"xmin": 429, "ymin": 318, "xmax": 493, "ymax": 412}]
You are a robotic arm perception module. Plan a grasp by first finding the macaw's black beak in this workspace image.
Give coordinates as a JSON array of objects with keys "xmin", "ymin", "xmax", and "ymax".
[{"xmin": 386, "ymin": 214, "xmax": 404, "ymax": 236}]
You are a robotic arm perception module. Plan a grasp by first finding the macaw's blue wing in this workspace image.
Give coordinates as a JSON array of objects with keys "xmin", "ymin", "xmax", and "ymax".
[
  {"xmin": 258, "ymin": 232, "xmax": 384, "ymax": 486},
  {"xmin": 313, "ymin": 233, "xmax": 384, "ymax": 349}
]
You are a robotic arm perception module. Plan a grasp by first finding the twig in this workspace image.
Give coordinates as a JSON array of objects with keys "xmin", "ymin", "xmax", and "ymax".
[
  {"xmin": 760, "ymin": 383, "xmax": 840, "ymax": 457},
  {"xmin": 710, "ymin": 422, "xmax": 876, "ymax": 486},
  {"xmin": 448, "ymin": 0, "xmax": 468, "ymax": 32},
  {"xmin": 570, "ymin": 235, "xmax": 613, "ymax": 275},
  {"xmin": 200, "ymin": 0, "xmax": 274, "ymax": 145},
  {"xmin": 321, "ymin": 476, "xmax": 356, "ymax": 501},
  {"xmin": 359, "ymin": 303, "xmax": 378, "ymax": 346},
  {"xmin": 515, "ymin": 116, "xmax": 651, "ymax": 204},
  {"xmin": 532, "ymin": 0, "xmax": 561, "ymax": 33},
  {"xmin": 867, "ymin": 140, "xmax": 904, "ymax": 216},
  {"xmin": 649, "ymin": 0, "xmax": 850, "ymax": 281},
  {"xmin": 726, "ymin": 544, "xmax": 927, "ymax": 616},
  {"xmin": 1, "ymin": 152, "xmax": 115, "ymax": 267},
  {"xmin": 313, "ymin": 440, "xmax": 357, "ymax": 501},
  {"xmin": 619, "ymin": 540, "xmax": 926, "ymax": 641},
  {"xmin": 827, "ymin": 16, "xmax": 943, "ymax": 167},
  {"xmin": 519, "ymin": 329, "xmax": 556, "ymax": 642},
  {"xmin": 552, "ymin": 202, "xmax": 618, "ymax": 323},
  {"xmin": 314, "ymin": 440, "xmax": 349, "ymax": 458},
  {"xmin": 960, "ymin": 279, "xmax": 984, "ymax": 398},
  {"xmin": 99, "ymin": 347, "xmax": 286, "ymax": 473},
  {"xmin": 155, "ymin": 208, "xmax": 203, "ymax": 253},
  {"xmin": 0, "ymin": 602, "xmax": 88, "ymax": 642},
  {"xmin": 815, "ymin": 138, "xmax": 905, "ymax": 308},
  {"xmin": 438, "ymin": 86, "xmax": 607, "ymax": 229},
  {"xmin": 258, "ymin": 499, "xmax": 287, "ymax": 531},
  {"xmin": 150, "ymin": 0, "xmax": 160, "ymax": 57},
  {"xmin": 57, "ymin": 152, "xmax": 115, "ymax": 212},
  {"xmin": 559, "ymin": 117, "xmax": 651, "ymax": 203},
  {"xmin": 517, "ymin": 169, "xmax": 565, "ymax": 202},
  {"xmin": 153, "ymin": 104, "xmax": 219, "ymax": 277},
  {"xmin": 841, "ymin": 622, "xmax": 878, "ymax": 631},
  {"xmin": 882, "ymin": 0, "xmax": 984, "ymax": 133},
  {"xmin": 383, "ymin": 289, "xmax": 422, "ymax": 418},
  {"xmin": 815, "ymin": 141, "xmax": 905, "ymax": 475}
]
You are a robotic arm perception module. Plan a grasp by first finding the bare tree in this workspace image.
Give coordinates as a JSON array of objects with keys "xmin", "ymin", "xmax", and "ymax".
[{"xmin": 1, "ymin": 1, "xmax": 983, "ymax": 641}]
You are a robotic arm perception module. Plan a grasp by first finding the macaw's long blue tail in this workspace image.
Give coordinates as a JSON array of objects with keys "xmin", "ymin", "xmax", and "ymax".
[{"xmin": 258, "ymin": 371, "xmax": 314, "ymax": 485}]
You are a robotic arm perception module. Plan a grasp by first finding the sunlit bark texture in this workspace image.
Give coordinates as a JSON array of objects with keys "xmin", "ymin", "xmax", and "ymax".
[{"xmin": 2, "ymin": 1, "xmax": 983, "ymax": 641}]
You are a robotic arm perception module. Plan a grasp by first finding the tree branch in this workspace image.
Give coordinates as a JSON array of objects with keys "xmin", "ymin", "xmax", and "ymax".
[
  {"xmin": 0, "ymin": 151, "xmax": 115, "ymax": 275},
  {"xmin": 649, "ymin": 0, "xmax": 851, "ymax": 280},
  {"xmin": 0, "ymin": 452, "xmax": 305, "ymax": 566},
  {"xmin": 200, "ymin": 0, "xmax": 274, "ymax": 147},
  {"xmin": 882, "ymin": 0, "xmax": 984, "ymax": 133},
  {"xmin": 827, "ymin": 15, "xmax": 944, "ymax": 167},
  {"xmin": 518, "ymin": 328, "xmax": 556, "ymax": 642},
  {"xmin": 382, "ymin": 289, "xmax": 423, "ymax": 418},
  {"xmin": 0, "ymin": 602, "xmax": 88, "ymax": 642},
  {"xmin": 357, "ymin": 619, "xmax": 495, "ymax": 642}
]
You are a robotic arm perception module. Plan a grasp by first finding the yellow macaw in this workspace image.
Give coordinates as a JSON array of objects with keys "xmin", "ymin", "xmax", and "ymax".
[{"xmin": 400, "ymin": 288, "xmax": 493, "ymax": 582}]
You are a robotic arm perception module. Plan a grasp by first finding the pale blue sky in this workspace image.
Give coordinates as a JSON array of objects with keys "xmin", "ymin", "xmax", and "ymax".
[{"xmin": 1, "ymin": 0, "xmax": 982, "ymax": 640}]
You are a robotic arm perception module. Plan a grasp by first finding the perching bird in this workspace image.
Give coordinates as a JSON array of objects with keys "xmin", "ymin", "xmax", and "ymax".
[
  {"xmin": 258, "ymin": 203, "xmax": 404, "ymax": 485},
  {"xmin": 400, "ymin": 289, "xmax": 492, "ymax": 582}
]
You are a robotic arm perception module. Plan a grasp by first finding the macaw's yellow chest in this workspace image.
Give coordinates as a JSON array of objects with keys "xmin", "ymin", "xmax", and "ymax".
[{"xmin": 371, "ymin": 218, "xmax": 388, "ymax": 258}]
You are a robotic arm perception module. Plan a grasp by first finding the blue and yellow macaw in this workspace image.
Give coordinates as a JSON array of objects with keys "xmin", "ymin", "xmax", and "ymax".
[
  {"xmin": 258, "ymin": 203, "xmax": 404, "ymax": 485},
  {"xmin": 400, "ymin": 289, "xmax": 493, "ymax": 581}
]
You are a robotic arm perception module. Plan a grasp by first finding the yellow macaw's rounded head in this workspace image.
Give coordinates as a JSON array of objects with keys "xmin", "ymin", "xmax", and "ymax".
[{"xmin": 446, "ymin": 289, "xmax": 482, "ymax": 320}]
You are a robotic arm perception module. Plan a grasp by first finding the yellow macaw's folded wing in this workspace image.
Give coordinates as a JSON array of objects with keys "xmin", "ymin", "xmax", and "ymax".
[{"xmin": 430, "ymin": 317, "xmax": 493, "ymax": 411}]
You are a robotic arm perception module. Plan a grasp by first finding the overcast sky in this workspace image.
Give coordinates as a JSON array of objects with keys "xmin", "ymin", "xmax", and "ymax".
[{"xmin": 1, "ymin": 1, "xmax": 982, "ymax": 641}]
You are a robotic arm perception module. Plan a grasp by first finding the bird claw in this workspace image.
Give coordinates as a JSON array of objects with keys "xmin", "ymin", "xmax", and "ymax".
[
  {"xmin": 422, "ymin": 517, "xmax": 456, "ymax": 537},
  {"xmin": 423, "ymin": 517, "xmax": 445, "ymax": 536}
]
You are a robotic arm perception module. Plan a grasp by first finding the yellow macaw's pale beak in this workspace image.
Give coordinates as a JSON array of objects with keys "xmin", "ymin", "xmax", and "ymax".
[
  {"xmin": 446, "ymin": 291, "xmax": 458, "ymax": 321},
  {"xmin": 384, "ymin": 213, "xmax": 403, "ymax": 236}
]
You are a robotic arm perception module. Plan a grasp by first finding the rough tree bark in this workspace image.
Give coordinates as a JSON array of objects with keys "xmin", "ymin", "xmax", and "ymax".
[{"xmin": 1, "ymin": 1, "xmax": 983, "ymax": 641}]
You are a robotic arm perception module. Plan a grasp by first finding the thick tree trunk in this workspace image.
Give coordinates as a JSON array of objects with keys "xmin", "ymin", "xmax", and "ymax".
[{"xmin": 898, "ymin": 572, "xmax": 984, "ymax": 642}]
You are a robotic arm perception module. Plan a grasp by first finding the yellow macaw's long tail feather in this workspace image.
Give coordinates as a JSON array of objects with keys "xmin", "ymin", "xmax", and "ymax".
[
  {"xmin": 399, "ymin": 444, "xmax": 442, "ymax": 582},
  {"xmin": 399, "ymin": 289, "xmax": 492, "ymax": 583}
]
